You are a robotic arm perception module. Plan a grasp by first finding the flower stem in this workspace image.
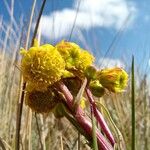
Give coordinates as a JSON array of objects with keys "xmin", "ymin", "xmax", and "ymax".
[
  {"xmin": 57, "ymin": 82, "xmax": 113, "ymax": 150},
  {"xmin": 85, "ymin": 88, "xmax": 115, "ymax": 146}
]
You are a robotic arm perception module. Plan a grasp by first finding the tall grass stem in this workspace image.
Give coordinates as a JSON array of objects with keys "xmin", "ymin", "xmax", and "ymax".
[
  {"xmin": 31, "ymin": 0, "xmax": 47, "ymax": 46},
  {"xmin": 25, "ymin": 0, "xmax": 37, "ymax": 49},
  {"xmin": 131, "ymin": 56, "xmax": 135, "ymax": 150},
  {"xmin": 15, "ymin": 1, "xmax": 47, "ymax": 149},
  {"xmin": 68, "ymin": 0, "xmax": 81, "ymax": 41},
  {"xmin": 91, "ymin": 105, "xmax": 98, "ymax": 150}
]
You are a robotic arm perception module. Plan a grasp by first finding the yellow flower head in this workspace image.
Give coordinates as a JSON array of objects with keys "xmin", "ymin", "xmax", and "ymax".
[
  {"xmin": 56, "ymin": 40, "xmax": 94, "ymax": 73},
  {"xmin": 25, "ymin": 89, "xmax": 58, "ymax": 113},
  {"xmin": 21, "ymin": 43, "xmax": 65, "ymax": 90},
  {"xmin": 97, "ymin": 67, "xmax": 128, "ymax": 93},
  {"xmin": 55, "ymin": 40, "xmax": 80, "ymax": 58},
  {"xmin": 56, "ymin": 40, "xmax": 80, "ymax": 69}
]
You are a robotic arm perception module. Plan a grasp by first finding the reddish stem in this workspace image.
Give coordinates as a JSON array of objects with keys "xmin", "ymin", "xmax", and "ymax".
[
  {"xmin": 85, "ymin": 88, "xmax": 116, "ymax": 146},
  {"xmin": 57, "ymin": 82, "xmax": 113, "ymax": 150}
]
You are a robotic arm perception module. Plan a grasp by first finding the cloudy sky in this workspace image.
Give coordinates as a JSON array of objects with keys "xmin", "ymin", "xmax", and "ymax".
[{"xmin": 0, "ymin": 0, "xmax": 150, "ymax": 74}]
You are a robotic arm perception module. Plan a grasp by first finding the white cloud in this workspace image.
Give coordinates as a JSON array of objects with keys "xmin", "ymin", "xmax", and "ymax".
[
  {"xmin": 38, "ymin": 0, "xmax": 136, "ymax": 39},
  {"xmin": 97, "ymin": 57, "xmax": 125, "ymax": 69}
]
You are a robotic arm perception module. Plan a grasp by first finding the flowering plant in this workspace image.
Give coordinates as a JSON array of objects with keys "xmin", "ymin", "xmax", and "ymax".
[{"xmin": 20, "ymin": 39, "xmax": 128, "ymax": 150}]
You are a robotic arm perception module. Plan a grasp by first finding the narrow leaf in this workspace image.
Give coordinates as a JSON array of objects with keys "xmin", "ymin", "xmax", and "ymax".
[{"xmin": 131, "ymin": 55, "xmax": 135, "ymax": 150}]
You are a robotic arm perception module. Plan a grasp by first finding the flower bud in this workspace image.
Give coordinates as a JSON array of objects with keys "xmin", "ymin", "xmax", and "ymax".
[
  {"xmin": 89, "ymin": 80, "xmax": 105, "ymax": 97},
  {"xmin": 84, "ymin": 66, "xmax": 97, "ymax": 80},
  {"xmin": 97, "ymin": 67, "xmax": 128, "ymax": 93}
]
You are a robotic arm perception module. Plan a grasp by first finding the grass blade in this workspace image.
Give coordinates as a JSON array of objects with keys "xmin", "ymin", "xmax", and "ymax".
[
  {"xmin": 131, "ymin": 55, "xmax": 135, "ymax": 150},
  {"xmin": 96, "ymin": 100, "xmax": 126, "ymax": 149},
  {"xmin": 91, "ymin": 106, "xmax": 98, "ymax": 150}
]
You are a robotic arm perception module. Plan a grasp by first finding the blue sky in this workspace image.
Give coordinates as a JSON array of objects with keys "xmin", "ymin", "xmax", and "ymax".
[{"xmin": 0, "ymin": 0, "xmax": 150, "ymax": 74}]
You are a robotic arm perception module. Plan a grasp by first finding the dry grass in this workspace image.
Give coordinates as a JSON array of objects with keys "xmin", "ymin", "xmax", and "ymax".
[{"xmin": 0, "ymin": 1, "xmax": 150, "ymax": 150}]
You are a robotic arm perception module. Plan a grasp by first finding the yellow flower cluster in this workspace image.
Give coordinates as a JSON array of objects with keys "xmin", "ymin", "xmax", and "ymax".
[
  {"xmin": 21, "ymin": 39, "xmax": 94, "ymax": 112},
  {"xmin": 21, "ymin": 40, "xmax": 94, "ymax": 91},
  {"xmin": 20, "ymin": 39, "xmax": 128, "ymax": 113},
  {"xmin": 21, "ymin": 43, "xmax": 65, "ymax": 91}
]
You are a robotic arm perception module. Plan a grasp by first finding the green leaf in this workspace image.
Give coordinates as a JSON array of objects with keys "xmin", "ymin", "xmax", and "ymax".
[
  {"xmin": 91, "ymin": 109, "xmax": 98, "ymax": 150},
  {"xmin": 131, "ymin": 56, "xmax": 135, "ymax": 150}
]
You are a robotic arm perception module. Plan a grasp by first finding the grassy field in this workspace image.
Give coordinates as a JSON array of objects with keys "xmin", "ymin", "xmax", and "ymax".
[{"xmin": 0, "ymin": 1, "xmax": 149, "ymax": 150}]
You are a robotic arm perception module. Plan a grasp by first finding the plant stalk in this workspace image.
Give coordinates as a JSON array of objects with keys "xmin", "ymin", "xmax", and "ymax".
[
  {"xmin": 57, "ymin": 82, "xmax": 113, "ymax": 150},
  {"xmin": 85, "ymin": 88, "xmax": 115, "ymax": 146}
]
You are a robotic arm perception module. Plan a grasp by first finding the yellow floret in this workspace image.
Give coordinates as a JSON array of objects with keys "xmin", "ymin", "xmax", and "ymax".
[{"xmin": 21, "ymin": 44, "xmax": 65, "ymax": 91}]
